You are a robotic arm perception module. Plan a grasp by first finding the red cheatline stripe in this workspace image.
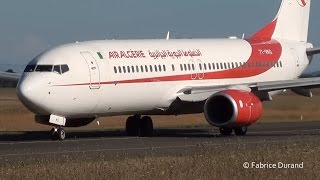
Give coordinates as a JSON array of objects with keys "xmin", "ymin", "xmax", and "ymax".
[{"xmin": 55, "ymin": 40, "xmax": 282, "ymax": 87}]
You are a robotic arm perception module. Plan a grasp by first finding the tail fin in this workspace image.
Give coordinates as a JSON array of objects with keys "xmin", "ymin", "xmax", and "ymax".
[{"xmin": 251, "ymin": 0, "xmax": 311, "ymax": 42}]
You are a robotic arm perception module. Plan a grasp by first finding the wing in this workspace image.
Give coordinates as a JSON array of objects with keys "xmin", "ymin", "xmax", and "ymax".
[
  {"xmin": 0, "ymin": 72, "xmax": 21, "ymax": 81},
  {"xmin": 307, "ymin": 48, "xmax": 320, "ymax": 56},
  {"xmin": 177, "ymin": 77, "xmax": 320, "ymax": 102}
]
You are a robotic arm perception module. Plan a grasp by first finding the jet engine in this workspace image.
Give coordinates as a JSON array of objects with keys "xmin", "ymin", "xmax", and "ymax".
[{"xmin": 204, "ymin": 90, "xmax": 262, "ymax": 127}]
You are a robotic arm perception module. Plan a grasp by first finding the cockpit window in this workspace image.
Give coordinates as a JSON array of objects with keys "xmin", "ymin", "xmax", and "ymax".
[
  {"xmin": 35, "ymin": 65, "xmax": 53, "ymax": 72},
  {"xmin": 53, "ymin": 64, "xmax": 69, "ymax": 75},
  {"xmin": 53, "ymin": 65, "xmax": 61, "ymax": 74},
  {"xmin": 61, "ymin": 65, "xmax": 69, "ymax": 73},
  {"xmin": 25, "ymin": 64, "xmax": 69, "ymax": 74},
  {"xmin": 24, "ymin": 65, "xmax": 36, "ymax": 72}
]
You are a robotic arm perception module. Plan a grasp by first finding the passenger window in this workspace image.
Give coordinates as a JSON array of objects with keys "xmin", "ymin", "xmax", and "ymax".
[
  {"xmin": 132, "ymin": 66, "xmax": 135, "ymax": 73},
  {"xmin": 204, "ymin": 63, "xmax": 207, "ymax": 70},
  {"xmin": 212, "ymin": 63, "xmax": 215, "ymax": 70},
  {"xmin": 113, "ymin": 67, "xmax": 117, "ymax": 74},
  {"xmin": 227, "ymin": 63, "xmax": 230, "ymax": 69},
  {"xmin": 159, "ymin": 65, "xmax": 162, "ymax": 72},
  {"xmin": 140, "ymin": 65, "xmax": 144, "ymax": 73},
  {"xmin": 208, "ymin": 63, "xmax": 211, "ymax": 70},
  {"xmin": 188, "ymin": 64, "xmax": 191, "ymax": 71},
  {"xmin": 61, "ymin": 65, "xmax": 69, "ymax": 73},
  {"xmin": 127, "ymin": 66, "xmax": 130, "ymax": 73},
  {"xmin": 163, "ymin": 65, "xmax": 166, "ymax": 72},
  {"xmin": 172, "ymin": 64, "xmax": 175, "ymax": 71},
  {"xmin": 24, "ymin": 65, "xmax": 36, "ymax": 72},
  {"xmin": 180, "ymin": 64, "xmax": 183, "ymax": 71},
  {"xmin": 220, "ymin": 63, "xmax": 223, "ymax": 69},
  {"xmin": 231, "ymin": 63, "xmax": 234, "ymax": 69},
  {"xmin": 216, "ymin": 63, "xmax": 220, "ymax": 70},
  {"xmin": 136, "ymin": 65, "xmax": 139, "ymax": 73},
  {"xmin": 192, "ymin": 64, "xmax": 195, "ymax": 70},
  {"xmin": 184, "ymin": 64, "xmax": 187, "ymax": 71},
  {"xmin": 145, "ymin": 65, "xmax": 148, "ymax": 72},
  {"xmin": 53, "ymin": 65, "xmax": 61, "ymax": 74},
  {"xmin": 154, "ymin": 65, "xmax": 158, "ymax": 72},
  {"xmin": 280, "ymin": 61, "xmax": 283, "ymax": 67},
  {"xmin": 199, "ymin": 63, "xmax": 202, "ymax": 70},
  {"xmin": 150, "ymin": 65, "xmax": 153, "ymax": 72},
  {"xmin": 123, "ymin": 66, "xmax": 126, "ymax": 73},
  {"xmin": 118, "ymin": 66, "xmax": 122, "ymax": 73}
]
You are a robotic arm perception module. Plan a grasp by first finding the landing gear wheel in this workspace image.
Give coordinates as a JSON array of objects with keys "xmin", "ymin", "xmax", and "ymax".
[
  {"xmin": 50, "ymin": 127, "xmax": 66, "ymax": 140},
  {"xmin": 234, "ymin": 126, "xmax": 248, "ymax": 136},
  {"xmin": 219, "ymin": 127, "xmax": 233, "ymax": 136},
  {"xmin": 139, "ymin": 116, "xmax": 154, "ymax": 137},
  {"xmin": 126, "ymin": 116, "xmax": 140, "ymax": 136},
  {"xmin": 57, "ymin": 128, "xmax": 66, "ymax": 140},
  {"xmin": 50, "ymin": 128, "xmax": 58, "ymax": 140}
]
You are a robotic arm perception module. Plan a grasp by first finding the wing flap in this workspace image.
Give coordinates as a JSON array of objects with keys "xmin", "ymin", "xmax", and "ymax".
[
  {"xmin": 176, "ymin": 77, "xmax": 320, "ymax": 103},
  {"xmin": 252, "ymin": 77, "xmax": 320, "ymax": 91}
]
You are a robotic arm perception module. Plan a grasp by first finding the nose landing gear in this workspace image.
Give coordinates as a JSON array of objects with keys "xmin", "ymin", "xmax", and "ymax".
[{"xmin": 50, "ymin": 127, "xmax": 66, "ymax": 140}]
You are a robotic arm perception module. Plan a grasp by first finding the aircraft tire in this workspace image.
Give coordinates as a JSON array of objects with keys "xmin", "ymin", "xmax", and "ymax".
[
  {"xmin": 139, "ymin": 116, "xmax": 153, "ymax": 137},
  {"xmin": 234, "ymin": 126, "xmax": 248, "ymax": 136},
  {"xmin": 57, "ymin": 128, "xmax": 66, "ymax": 140},
  {"xmin": 50, "ymin": 128, "xmax": 59, "ymax": 140},
  {"xmin": 126, "ymin": 116, "xmax": 140, "ymax": 136}
]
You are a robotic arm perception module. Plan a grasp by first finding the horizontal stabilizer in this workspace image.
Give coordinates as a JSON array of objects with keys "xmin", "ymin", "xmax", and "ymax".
[{"xmin": 307, "ymin": 48, "xmax": 320, "ymax": 56}]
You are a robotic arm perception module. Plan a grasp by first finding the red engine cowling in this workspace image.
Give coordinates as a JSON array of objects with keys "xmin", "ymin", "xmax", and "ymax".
[{"xmin": 204, "ymin": 90, "xmax": 263, "ymax": 127}]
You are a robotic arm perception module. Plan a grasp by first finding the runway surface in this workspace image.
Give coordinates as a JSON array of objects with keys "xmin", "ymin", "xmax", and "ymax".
[{"xmin": 0, "ymin": 121, "xmax": 320, "ymax": 159}]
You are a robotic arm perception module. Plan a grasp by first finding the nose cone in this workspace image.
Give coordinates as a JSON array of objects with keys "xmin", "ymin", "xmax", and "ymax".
[{"xmin": 17, "ymin": 76, "xmax": 48, "ymax": 115}]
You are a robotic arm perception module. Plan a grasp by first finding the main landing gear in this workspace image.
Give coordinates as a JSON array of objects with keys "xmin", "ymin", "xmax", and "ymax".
[
  {"xmin": 126, "ymin": 115, "xmax": 154, "ymax": 137},
  {"xmin": 219, "ymin": 126, "xmax": 248, "ymax": 136},
  {"xmin": 50, "ymin": 126, "xmax": 66, "ymax": 140}
]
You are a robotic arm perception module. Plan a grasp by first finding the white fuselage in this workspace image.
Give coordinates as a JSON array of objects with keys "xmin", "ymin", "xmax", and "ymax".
[{"xmin": 16, "ymin": 38, "xmax": 310, "ymax": 118}]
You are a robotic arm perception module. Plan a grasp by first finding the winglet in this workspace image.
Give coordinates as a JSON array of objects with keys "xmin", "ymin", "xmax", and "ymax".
[{"xmin": 166, "ymin": 31, "xmax": 170, "ymax": 40}]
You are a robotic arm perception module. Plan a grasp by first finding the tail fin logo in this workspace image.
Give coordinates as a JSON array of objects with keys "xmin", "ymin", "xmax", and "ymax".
[{"xmin": 297, "ymin": 0, "xmax": 308, "ymax": 7}]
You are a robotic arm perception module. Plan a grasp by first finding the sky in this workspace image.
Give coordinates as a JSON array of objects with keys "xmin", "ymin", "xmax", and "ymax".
[{"xmin": 0, "ymin": 0, "xmax": 319, "ymax": 71}]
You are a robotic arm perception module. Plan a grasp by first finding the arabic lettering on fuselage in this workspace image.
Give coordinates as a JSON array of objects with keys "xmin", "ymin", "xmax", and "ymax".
[
  {"xmin": 148, "ymin": 49, "xmax": 202, "ymax": 59},
  {"xmin": 108, "ymin": 49, "xmax": 202, "ymax": 59}
]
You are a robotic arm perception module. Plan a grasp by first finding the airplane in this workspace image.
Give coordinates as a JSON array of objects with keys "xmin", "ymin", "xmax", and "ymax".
[
  {"xmin": 1, "ymin": 0, "xmax": 320, "ymax": 140},
  {"xmin": 0, "ymin": 71, "xmax": 20, "ymax": 81}
]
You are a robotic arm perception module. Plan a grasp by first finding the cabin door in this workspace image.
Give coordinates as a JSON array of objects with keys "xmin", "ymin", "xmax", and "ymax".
[{"xmin": 81, "ymin": 52, "xmax": 101, "ymax": 89}]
